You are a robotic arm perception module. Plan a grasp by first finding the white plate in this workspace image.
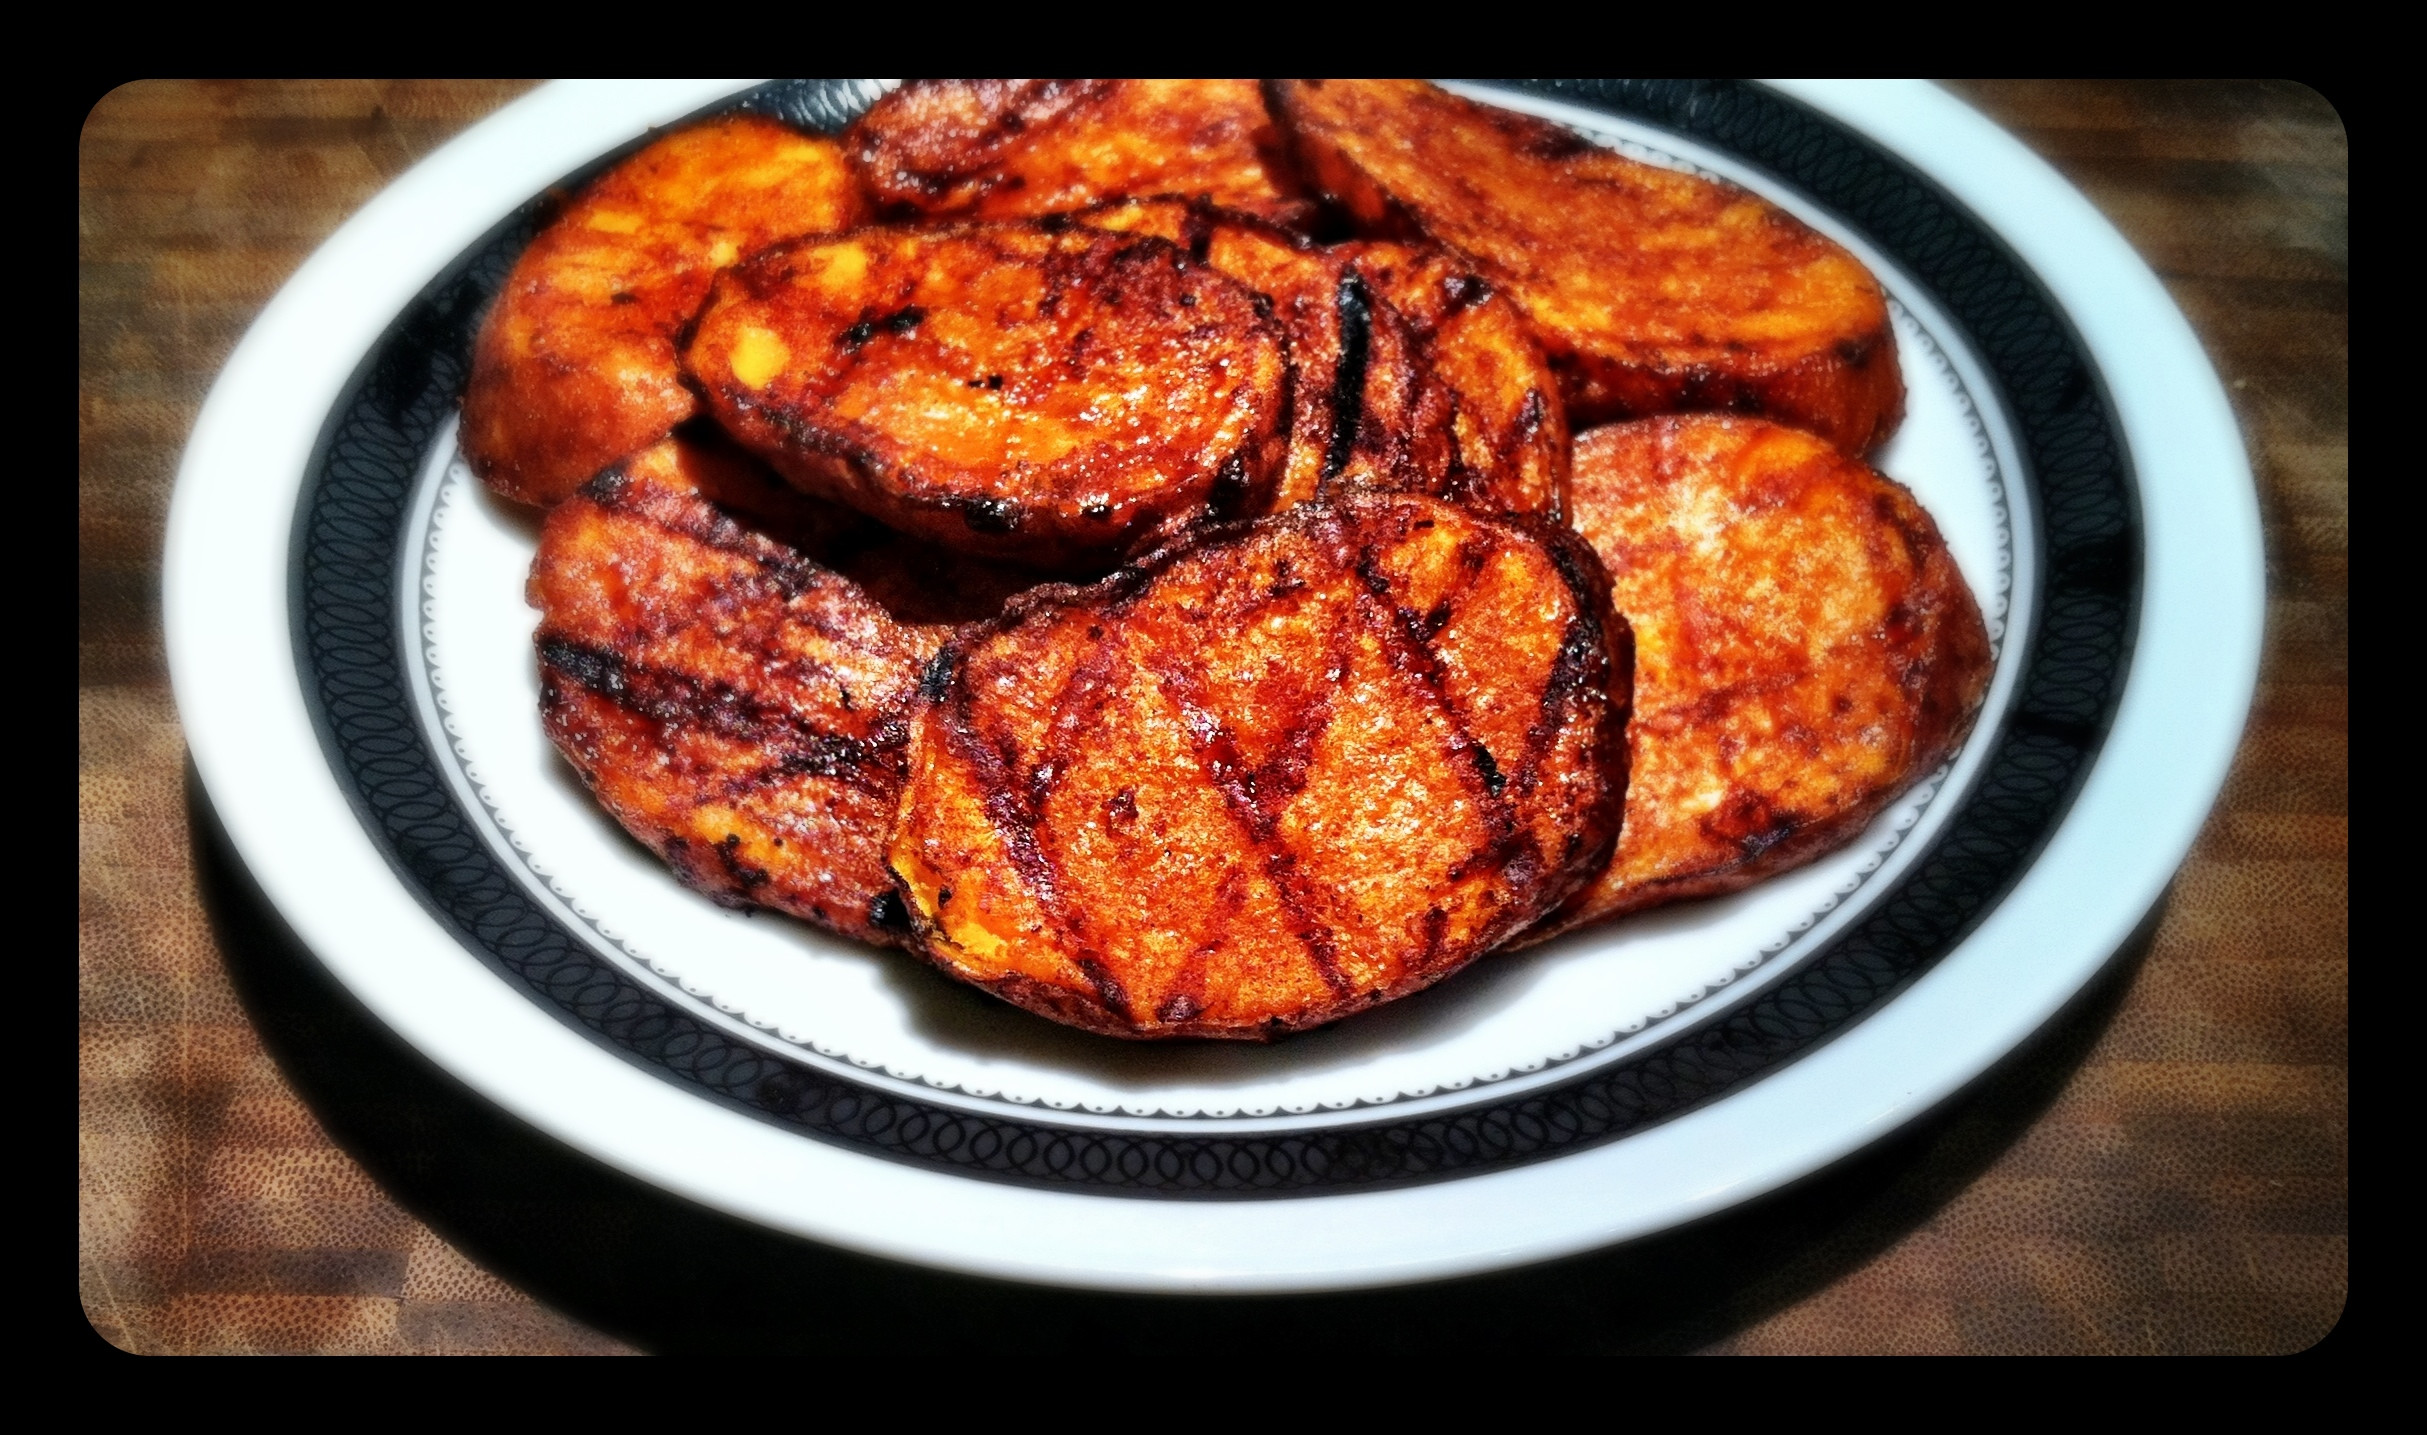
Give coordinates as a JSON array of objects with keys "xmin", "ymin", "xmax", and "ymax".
[{"xmin": 165, "ymin": 80, "xmax": 2260, "ymax": 1293}]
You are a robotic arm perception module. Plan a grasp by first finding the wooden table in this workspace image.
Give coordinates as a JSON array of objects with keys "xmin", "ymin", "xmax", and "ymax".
[{"xmin": 79, "ymin": 81, "xmax": 2346, "ymax": 1354}]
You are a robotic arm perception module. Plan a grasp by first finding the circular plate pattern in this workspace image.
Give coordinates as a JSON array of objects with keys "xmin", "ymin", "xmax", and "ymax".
[{"xmin": 169, "ymin": 79, "xmax": 2259, "ymax": 1288}]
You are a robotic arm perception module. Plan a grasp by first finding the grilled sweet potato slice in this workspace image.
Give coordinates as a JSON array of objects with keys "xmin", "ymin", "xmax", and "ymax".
[
  {"xmin": 1529, "ymin": 416, "xmax": 1991, "ymax": 940},
  {"xmin": 529, "ymin": 433, "xmax": 1038, "ymax": 945},
  {"xmin": 847, "ymin": 79, "xmax": 1308, "ymax": 226},
  {"xmin": 887, "ymin": 493, "xmax": 1631, "ymax": 1039},
  {"xmin": 1342, "ymin": 241, "xmax": 1569, "ymax": 522},
  {"xmin": 685, "ymin": 221, "xmax": 1290, "ymax": 569},
  {"xmin": 1271, "ymin": 80, "xmax": 1904, "ymax": 454},
  {"xmin": 1075, "ymin": 199, "xmax": 1453, "ymax": 513},
  {"xmin": 463, "ymin": 116, "xmax": 871, "ymax": 507}
]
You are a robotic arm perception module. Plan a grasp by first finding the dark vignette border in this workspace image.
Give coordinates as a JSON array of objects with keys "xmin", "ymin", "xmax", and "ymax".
[{"xmin": 286, "ymin": 79, "xmax": 2139, "ymax": 1199}]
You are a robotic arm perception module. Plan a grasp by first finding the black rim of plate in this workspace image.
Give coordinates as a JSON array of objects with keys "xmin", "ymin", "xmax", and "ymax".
[{"xmin": 289, "ymin": 79, "xmax": 2140, "ymax": 1200}]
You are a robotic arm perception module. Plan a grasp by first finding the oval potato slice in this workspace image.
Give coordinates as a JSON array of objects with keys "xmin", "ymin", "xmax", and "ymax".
[
  {"xmin": 847, "ymin": 78, "xmax": 1309, "ymax": 226},
  {"xmin": 463, "ymin": 116, "xmax": 871, "ymax": 507},
  {"xmin": 1531, "ymin": 416, "xmax": 1992, "ymax": 940},
  {"xmin": 530, "ymin": 432, "xmax": 1035, "ymax": 945},
  {"xmin": 685, "ymin": 222, "xmax": 1290, "ymax": 569},
  {"xmin": 887, "ymin": 493, "xmax": 1632, "ymax": 1040},
  {"xmin": 1271, "ymin": 80, "xmax": 1905, "ymax": 455}
]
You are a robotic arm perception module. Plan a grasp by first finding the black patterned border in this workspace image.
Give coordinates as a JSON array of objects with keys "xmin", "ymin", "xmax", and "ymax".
[{"xmin": 289, "ymin": 79, "xmax": 2137, "ymax": 1198}]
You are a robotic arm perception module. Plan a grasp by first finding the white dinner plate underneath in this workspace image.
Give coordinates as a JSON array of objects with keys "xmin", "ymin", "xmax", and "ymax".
[{"xmin": 166, "ymin": 80, "xmax": 2260, "ymax": 1292}]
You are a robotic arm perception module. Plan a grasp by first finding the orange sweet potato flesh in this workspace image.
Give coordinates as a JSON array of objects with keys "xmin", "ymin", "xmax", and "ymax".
[
  {"xmin": 847, "ymin": 79, "xmax": 1309, "ymax": 226},
  {"xmin": 1270, "ymin": 80, "xmax": 1905, "ymax": 455},
  {"xmin": 1342, "ymin": 240, "xmax": 1570, "ymax": 521},
  {"xmin": 462, "ymin": 116, "xmax": 871, "ymax": 507},
  {"xmin": 684, "ymin": 221, "xmax": 1290, "ymax": 570},
  {"xmin": 887, "ymin": 493, "xmax": 1632, "ymax": 1040},
  {"xmin": 1527, "ymin": 416, "xmax": 1991, "ymax": 941},
  {"xmin": 1074, "ymin": 199, "xmax": 1453, "ymax": 515},
  {"xmin": 528, "ymin": 433, "xmax": 1036, "ymax": 945}
]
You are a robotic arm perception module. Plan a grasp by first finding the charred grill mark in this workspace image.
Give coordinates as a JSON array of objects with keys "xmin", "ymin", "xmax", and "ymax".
[
  {"xmin": 958, "ymin": 496, "xmax": 1019, "ymax": 534},
  {"xmin": 1700, "ymin": 788, "xmax": 1802, "ymax": 863},
  {"xmin": 1519, "ymin": 618, "xmax": 1604, "ymax": 791},
  {"xmin": 586, "ymin": 462, "xmax": 634, "ymax": 504},
  {"xmin": 1072, "ymin": 956, "xmax": 1133, "ymax": 1018},
  {"xmin": 1515, "ymin": 533, "xmax": 1624, "ymax": 808},
  {"xmin": 712, "ymin": 833, "xmax": 772, "ymax": 891},
  {"xmin": 1472, "ymin": 743, "xmax": 1505, "ymax": 796},
  {"xmin": 1206, "ymin": 453, "xmax": 1253, "ymax": 517},
  {"xmin": 1516, "ymin": 387, "xmax": 1548, "ymax": 439},
  {"xmin": 1025, "ymin": 633, "xmax": 1149, "ymax": 1013},
  {"xmin": 537, "ymin": 638, "xmax": 895, "ymax": 796},
  {"xmin": 1180, "ymin": 205, "xmax": 1216, "ymax": 264},
  {"xmin": 919, "ymin": 648, "xmax": 957, "ymax": 702},
  {"xmin": 1348, "ymin": 546, "xmax": 1527, "ymax": 865},
  {"xmin": 587, "ymin": 480, "xmax": 830, "ymax": 597},
  {"xmin": 1146, "ymin": 619, "xmax": 1355, "ymax": 999},
  {"xmin": 1440, "ymin": 272, "xmax": 1490, "ymax": 315},
  {"xmin": 1418, "ymin": 904, "xmax": 1451, "ymax": 967},
  {"xmin": 549, "ymin": 508, "xmax": 924, "ymax": 695},
  {"xmin": 937, "ymin": 621, "xmax": 1132, "ymax": 1009},
  {"xmin": 840, "ymin": 303, "xmax": 928, "ymax": 353},
  {"xmin": 1152, "ymin": 621, "xmax": 1344, "ymax": 840},
  {"xmin": 1321, "ymin": 269, "xmax": 1373, "ymax": 483}
]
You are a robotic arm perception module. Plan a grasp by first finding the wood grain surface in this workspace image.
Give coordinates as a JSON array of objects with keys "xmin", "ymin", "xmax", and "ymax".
[{"xmin": 79, "ymin": 80, "xmax": 2346, "ymax": 1355}]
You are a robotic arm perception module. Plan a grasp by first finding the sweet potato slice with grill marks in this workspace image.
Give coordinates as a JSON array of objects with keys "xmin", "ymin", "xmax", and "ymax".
[
  {"xmin": 1526, "ymin": 416, "xmax": 1991, "ymax": 941},
  {"xmin": 848, "ymin": 79, "xmax": 1309, "ymax": 226},
  {"xmin": 685, "ymin": 221, "xmax": 1290, "ymax": 570},
  {"xmin": 529, "ymin": 433, "xmax": 1039, "ymax": 945},
  {"xmin": 1075, "ymin": 199, "xmax": 1453, "ymax": 515},
  {"xmin": 1270, "ymin": 80, "xmax": 1904, "ymax": 455},
  {"xmin": 1342, "ymin": 240, "xmax": 1570, "ymax": 522},
  {"xmin": 887, "ymin": 493, "xmax": 1631, "ymax": 1039},
  {"xmin": 463, "ymin": 116, "xmax": 871, "ymax": 507}
]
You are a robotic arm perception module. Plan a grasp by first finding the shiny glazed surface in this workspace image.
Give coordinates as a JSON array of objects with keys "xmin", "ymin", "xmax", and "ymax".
[
  {"xmin": 1273, "ymin": 80, "xmax": 1905, "ymax": 453},
  {"xmin": 686, "ymin": 222, "xmax": 1291, "ymax": 568},
  {"xmin": 889, "ymin": 493, "xmax": 1630, "ymax": 1038},
  {"xmin": 461, "ymin": 116, "xmax": 869, "ymax": 506},
  {"xmin": 849, "ymin": 79, "xmax": 1308, "ymax": 225},
  {"xmin": 1541, "ymin": 416, "xmax": 1991, "ymax": 936}
]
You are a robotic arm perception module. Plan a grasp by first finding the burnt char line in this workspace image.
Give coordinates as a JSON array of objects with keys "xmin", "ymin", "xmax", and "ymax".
[
  {"xmin": 537, "ymin": 638, "xmax": 893, "ymax": 797},
  {"xmin": 1025, "ymin": 624, "xmax": 1183, "ymax": 1015},
  {"xmin": 584, "ymin": 471, "xmax": 866, "ymax": 622},
  {"xmin": 935, "ymin": 618, "xmax": 1129, "ymax": 1011},
  {"xmin": 1345, "ymin": 541, "xmax": 1534, "ymax": 899},
  {"xmin": 1321, "ymin": 268, "xmax": 1374, "ymax": 483},
  {"xmin": 592, "ymin": 472, "xmax": 825, "ymax": 586},
  {"xmin": 554, "ymin": 504, "xmax": 922, "ymax": 712},
  {"xmin": 1145, "ymin": 620, "xmax": 1356, "ymax": 1001},
  {"xmin": 1524, "ymin": 522, "xmax": 1626, "ymax": 785}
]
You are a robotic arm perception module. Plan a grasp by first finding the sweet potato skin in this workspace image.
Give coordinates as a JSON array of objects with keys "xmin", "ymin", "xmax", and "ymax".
[
  {"xmin": 887, "ymin": 493, "xmax": 1631, "ymax": 1040},
  {"xmin": 848, "ymin": 79, "xmax": 1309, "ymax": 226},
  {"xmin": 1074, "ymin": 199, "xmax": 1453, "ymax": 514},
  {"xmin": 528, "ymin": 433, "xmax": 1034, "ymax": 945},
  {"xmin": 1270, "ymin": 80, "xmax": 1904, "ymax": 455},
  {"xmin": 1342, "ymin": 240, "xmax": 1570, "ymax": 521},
  {"xmin": 1528, "ymin": 416, "xmax": 1991, "ymax": 940},
  {"xmin": 462, "ymin": 116, "xmax": 871, "ymax": 507},
  {"xmin": 684, "ymin": 222, "xmax": 1290, "ymax": 570}
]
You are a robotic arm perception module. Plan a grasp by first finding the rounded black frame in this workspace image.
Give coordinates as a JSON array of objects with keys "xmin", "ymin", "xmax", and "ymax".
[{"xmin": 290, "ymin": 79, "xmax": 2138, "ymax": 1199}]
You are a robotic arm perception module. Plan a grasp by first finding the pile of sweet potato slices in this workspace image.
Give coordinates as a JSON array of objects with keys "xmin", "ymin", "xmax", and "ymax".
[{"xmin": 482, "ymin": 79, "xmax": 1991, "ymax": 1041}]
